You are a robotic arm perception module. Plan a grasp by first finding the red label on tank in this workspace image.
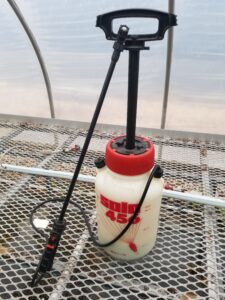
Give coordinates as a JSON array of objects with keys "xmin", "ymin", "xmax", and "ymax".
[{"xmin": 100, "ymin": 194, "xmax": 141, "ymax": 224}]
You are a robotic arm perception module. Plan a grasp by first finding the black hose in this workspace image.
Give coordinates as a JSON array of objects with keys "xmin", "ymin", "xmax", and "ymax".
[{"xmin": 29, "ymin": 27, "xmax": 129, "ymax": 285}]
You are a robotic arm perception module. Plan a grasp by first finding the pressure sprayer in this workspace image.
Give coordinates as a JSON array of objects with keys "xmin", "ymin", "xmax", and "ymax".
[{"xmin": 30, "ymin": 9, "xmax": 177, "ymax": 286}]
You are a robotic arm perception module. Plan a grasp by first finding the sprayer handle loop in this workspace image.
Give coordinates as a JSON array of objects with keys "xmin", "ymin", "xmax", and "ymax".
[{"xmin": 96, "ymin": 9, "xmax": 177, "ymax": 42}]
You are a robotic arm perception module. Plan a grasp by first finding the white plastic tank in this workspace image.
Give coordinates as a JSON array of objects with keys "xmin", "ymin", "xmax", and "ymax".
[{"xmin": 95, "ymin": 136, "xmax": 163, "ymax": 260}]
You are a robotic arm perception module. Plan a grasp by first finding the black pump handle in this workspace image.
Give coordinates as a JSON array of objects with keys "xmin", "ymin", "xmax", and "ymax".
[{"xmin": 96, "ymin": 8, "xmax": 177, "ymax": 42}]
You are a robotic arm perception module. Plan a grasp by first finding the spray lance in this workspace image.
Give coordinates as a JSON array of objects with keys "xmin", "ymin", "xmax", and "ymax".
[{"xmin": 30, "ymin": 9, "xmax": 177, "ymax": 286}]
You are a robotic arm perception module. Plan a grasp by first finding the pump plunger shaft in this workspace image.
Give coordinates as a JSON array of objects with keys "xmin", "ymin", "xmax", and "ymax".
[{"xmin": 126, "ymin": 49, "xmax": 140, "ymax": 149}]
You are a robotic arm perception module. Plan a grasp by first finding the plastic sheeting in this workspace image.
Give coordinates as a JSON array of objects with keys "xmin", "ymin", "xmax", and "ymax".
[{"xmin": 0, "ymin": 1, "xmax": 225, "ymax": 134}]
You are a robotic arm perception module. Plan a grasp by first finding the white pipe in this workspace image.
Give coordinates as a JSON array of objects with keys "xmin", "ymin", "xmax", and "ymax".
[
  {"xmin": 1, "ymin": 163, "xmax": 225, "ymax": 208},
  {"xmin": 163, "ymin": 189, "xmax": 225, "ymax": 208},
  {"xmin": 0, "ymin": 164, "xmax": 95, "ymax": 183}
]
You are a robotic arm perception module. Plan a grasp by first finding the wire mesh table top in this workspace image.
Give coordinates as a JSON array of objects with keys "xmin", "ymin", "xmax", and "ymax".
[{"xmin": 0, "ymin": 117, "xmax": 225, "ymax": 300}]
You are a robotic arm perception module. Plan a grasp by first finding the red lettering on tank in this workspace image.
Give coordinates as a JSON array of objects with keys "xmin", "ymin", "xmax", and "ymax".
[
  {"xmin": 100, "ymin": 195, "xmax": 140, "ymax": 214},
  {"xmin": 121, "ymin": 202, "xmax": 128, "ymax": 213},
  {"xmin": 128, "ymin": 204, "xmax": 138, "ymax": 214},
  {"xmin": 100, "ymin": 194, "xmax": 141, "ymax": 224},
  {"xmin": 100, "ymin": 195, "xmax": 109, "ymax": 208},
  {"xmin": 109, "ymin": 200, "xmax": 120, "ymax": 212}
]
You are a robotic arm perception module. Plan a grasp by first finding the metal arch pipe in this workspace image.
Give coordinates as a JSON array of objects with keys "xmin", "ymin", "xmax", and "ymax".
[
  {"xmin": 160, "ymin": 0, "xmax": 175, "ymax": 129},
  {"xmin": 7, "ymin": 0, "xmax": 55, "ymax": 119}
]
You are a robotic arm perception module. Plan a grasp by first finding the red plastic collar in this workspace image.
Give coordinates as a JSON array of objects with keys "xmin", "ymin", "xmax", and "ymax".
[{"xmin": 105, "ymin": 136, "xmax": 155, "ymax": 176}]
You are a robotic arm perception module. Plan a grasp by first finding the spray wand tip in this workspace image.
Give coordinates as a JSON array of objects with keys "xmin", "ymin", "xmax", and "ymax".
[{"xmin": 121, "ymin": 25, "xmax": 129, "ymax": 32}]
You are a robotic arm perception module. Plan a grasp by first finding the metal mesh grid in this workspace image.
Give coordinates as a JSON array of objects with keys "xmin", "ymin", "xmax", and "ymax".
[{"xmin": 0, "ymin": 118, "xmax": 225, "ymax": 299}]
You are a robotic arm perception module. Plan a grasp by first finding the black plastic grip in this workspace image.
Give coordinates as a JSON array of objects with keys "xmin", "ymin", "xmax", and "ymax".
[{"xmin": 96, "ymin": 8, "xmax": 177, "ymax": 41}]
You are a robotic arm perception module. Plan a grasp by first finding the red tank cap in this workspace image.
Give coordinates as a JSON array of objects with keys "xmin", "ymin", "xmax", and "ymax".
[{"xmin": 105, "ymin": 136, "xmax": 155, "ymax": 176}]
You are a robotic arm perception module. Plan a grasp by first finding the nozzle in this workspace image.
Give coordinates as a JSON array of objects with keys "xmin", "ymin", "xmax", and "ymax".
[
  {"xmin": 112, "ymin": 25, "xmax": 129, "ymax": 62},
  {"xmin": 118, "ymin": 25, "xmax": 129, "ymax": 40},
  {"xmin": 31, "ymin": 219, "xmax": 66, "ymax": 287}
]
